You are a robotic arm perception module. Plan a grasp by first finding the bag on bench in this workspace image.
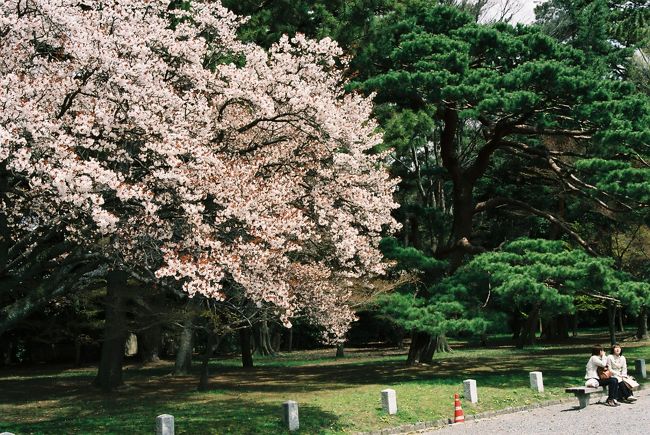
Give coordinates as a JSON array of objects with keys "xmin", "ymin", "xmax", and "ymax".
[
  {"xmin": 623, "ymin": 378, "xmax": 639, "ymax": 389},
  {"xmin": 597, "ymin": 366, "xmax": 611, "ymax": 380}
]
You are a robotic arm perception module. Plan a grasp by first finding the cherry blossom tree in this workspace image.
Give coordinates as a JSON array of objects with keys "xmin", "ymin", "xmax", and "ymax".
[{"xmin": 0, "ymin": 0, "xmax": 399, "ymax": 386}]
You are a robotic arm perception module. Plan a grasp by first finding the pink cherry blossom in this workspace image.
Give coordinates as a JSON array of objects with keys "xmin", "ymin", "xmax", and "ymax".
[{"xmin": 0, "ymin": 0, "xmax": 399, "ymax": 340}]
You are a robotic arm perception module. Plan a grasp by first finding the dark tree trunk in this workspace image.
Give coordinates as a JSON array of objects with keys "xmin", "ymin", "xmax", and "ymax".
[
  {"xmin": 403, "ymin": 216, "xmax": 411, "ymax": 246},
  {"xmin": 541, "ymin": 318, "xmax": 553, "ymax": 339},
  {"xmin": 284, "ymin": 327, "xmax": 293, "ymax": 352},
  {"xmin": 138, "ymin": 324, "xmax": 161, "ymax": 364},
  {"xmin": 434, "ymin": 334, "xmax": 451, "ymax": 353},
  {"xmin": 558, "ymin": 315, "xmax": 570, "ymax": 339},
  {"xmin": 607, "ymin": 302, "xmax": 617, "ymax": 346},
  {"xmin": 174, "ymin": 318, "xmax": 194, "ymax": 376},
  {"xmin": 387, "ymin": 327, "xmax": 406, "ymax": 349},
  {"xmin": 572, "ymin": 313, "xmax": 578, "ymax": 337},
  {"xmin": 253, "ymin": 321, "xmax": 275, "ymax": 356},
  {"xmin": 419, "ymin": 339, "xmax": 436, "ymax": 364},
  {"xmin": 637, "ymin": 308, "xmax": 648, "ymax": 340},
  {"xmin": 336, "ymin": 343, "xmax": 345, "ymax": 358},
  {"xmin": 617, "ymin": 307, "xmax": 624, "ymax": 333},
  {"xmin": 510, "ymin": 312, "xmax": 522, "ymax": 340},
  {"xmin": 74, "ymin": 336, "xmax": 82, "ymax": 366},
  {"xmin": 516, "ymin": 305, "xmax": 540, "ymax": 349},
  {"xmin": 197, "ymin": 333, "xmax": 221, "ymax": 391},
  {"xmin": 240, "ymin": 328, "xmax": 254, "ymax": 368},
  {"xmin": 406, "ymin": 331, "xmax": 428, "ymax": 366},
  {"xmin": 271, "ymin": 330, "xmax": 282, "ymax": 352},
  {"xmin": 94, "ymin": 270, "xmax": 129, "ymax": 392},
  {"xmin": 406, "ymin": 331, "xmax": 442, "ymax": 365},
  {"xmin": 542, "ymin": 316, "xmax": 569, "ymax": 340},
  {"xmin": 1, "ymin": 338, "xmax": 13, "ymax": 365},
  {"xmin": 409, "ymin": 214, "xmax": 421, "ymax": 250},
  {"xmin": 448, "ymin": 181, "xmax": 475, "ymax": 270}
]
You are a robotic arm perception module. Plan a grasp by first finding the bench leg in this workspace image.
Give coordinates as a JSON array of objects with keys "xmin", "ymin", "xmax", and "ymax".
[{"xmin": 577, "ymin": 394, "xmax": 589, "ymax": 409}]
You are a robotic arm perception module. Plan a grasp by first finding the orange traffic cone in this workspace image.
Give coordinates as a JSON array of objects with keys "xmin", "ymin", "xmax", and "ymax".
[{"xmin": 453, "ymin": 393, "xmax": 465, "ymax": 423}]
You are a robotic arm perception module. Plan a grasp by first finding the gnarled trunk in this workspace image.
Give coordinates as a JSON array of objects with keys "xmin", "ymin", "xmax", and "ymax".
[
  {"xmin": 406, "ymin": 331, "xmax": 428, "ymax": 366},
  {"xmin": 336, "ymin": 343, "xmax": 345, "ymax": 358},
  {"xmin": 253, "ymin": 320, "xmax": 275, "ymax": 356},
  {"xmin": 434, "ymin": 334, "xmax": 451, "ymax": 353},
  {"xmin": 94, "ymin": 270, "xmax": 128, "ymax": 392},
  {"xmin": 406, "ymin": 331, "xmax": 446, "ymax": 365},
  {"xmin": 174, "ymin": 318, "xmax": 194, "ymax": 376}
]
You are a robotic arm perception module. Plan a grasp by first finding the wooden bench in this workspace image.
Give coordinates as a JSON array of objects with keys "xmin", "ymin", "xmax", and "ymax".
[{"xmin": 565, "ymin": 386, "xmax": 607, "ymax": 408}]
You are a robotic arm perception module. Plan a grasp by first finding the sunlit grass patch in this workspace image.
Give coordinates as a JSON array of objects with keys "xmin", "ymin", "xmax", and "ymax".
[{"xmin": 1, "ymin": 333, "xmax": 648, "ymax": 434}]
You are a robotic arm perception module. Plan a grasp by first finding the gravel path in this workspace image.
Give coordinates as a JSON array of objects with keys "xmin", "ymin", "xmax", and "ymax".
[{"xmin": 418, "ymin": 388, "xmax": 650, "ymax": 435}]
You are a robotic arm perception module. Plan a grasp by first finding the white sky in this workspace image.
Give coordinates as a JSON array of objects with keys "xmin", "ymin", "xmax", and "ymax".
[{"xmin": 479, "ymin": 0, "xmax": 548, "ymax": 24}]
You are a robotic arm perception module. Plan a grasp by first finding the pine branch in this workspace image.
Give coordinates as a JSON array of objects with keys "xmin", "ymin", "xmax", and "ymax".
[
  {"xmin": 473, "ymin": 196, "xmax": 598, "ymax": 255},
  {"xmin": 500, "ymin": 139, "xmax": 642, "ymax": 212},
  {"xmin": 511, "ymin": 125, "xmax": 594, "ymax": 139}
]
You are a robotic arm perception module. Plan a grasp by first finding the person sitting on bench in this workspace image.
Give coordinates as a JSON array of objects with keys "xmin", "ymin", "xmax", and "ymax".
[
  {"xmin": 607, "ymin": 343, "xmax": 637, "ymax": 403},
  {"xmin": 585, "ymin": 344, "xmax": 619, "ymax": 407}
]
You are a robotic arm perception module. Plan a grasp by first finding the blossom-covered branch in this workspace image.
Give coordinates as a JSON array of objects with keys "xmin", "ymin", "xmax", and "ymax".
[{"xmin": 0, "ymin": 0, "xmax": 399, "ymax": 340}]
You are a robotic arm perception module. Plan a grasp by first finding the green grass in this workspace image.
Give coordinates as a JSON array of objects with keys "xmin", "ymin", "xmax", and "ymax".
[{"xmin": 1, "ymin": 332, "xmax": 648, "ymax": 434}]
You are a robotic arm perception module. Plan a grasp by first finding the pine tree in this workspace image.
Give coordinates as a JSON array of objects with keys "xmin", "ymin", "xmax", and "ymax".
[{"xmin": 349, "ymin": 0, "xmax": 650, "ymax": 358}]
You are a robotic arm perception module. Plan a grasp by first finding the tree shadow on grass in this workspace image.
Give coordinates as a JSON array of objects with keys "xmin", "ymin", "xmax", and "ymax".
[
  {"xmin": 4, "ymin": 341, "xmax": 646, "ymax": 433},
  {"xmin": 0, "ymin": 353, "xmax": 589, "ymax": 407},
  {"xmin": 202, "ymin": 354, "xmax": 589, "ymax": 394},
  {"xmin": 0, "ymin": 395, "xmax": 343, "ymax": 435}
]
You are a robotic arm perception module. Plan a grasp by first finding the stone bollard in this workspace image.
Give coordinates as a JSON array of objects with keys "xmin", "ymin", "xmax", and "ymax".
[
  {"xmin": 0, "ymin": 432, "xmax": 16, "ymax": 435},
  {"xmin": 636, "ymin": 359, "xmax": 647, "ymax": 379},
  {"xmin": 381, "ymin": 388, "xmax": 398, "ymax": 415},
  {"xmin": 282, "ymin": 400, "xmax": 299, "ymax": 431},
  {"xmin": 155, "ymin": 414, "xmax": 174, "ymax": 435},
  {"xmin": 529, "ymin": 371, "xmax": 544, "ymax": 393},
  {"xmin": 463, "ymin": 379, "xmax": 478, "ymax": 404}
]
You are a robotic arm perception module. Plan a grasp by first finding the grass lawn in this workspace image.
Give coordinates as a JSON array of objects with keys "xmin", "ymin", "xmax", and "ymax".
[{"xmin": 1, "ymin": 331, "xmax": 648, "ymax": 434}]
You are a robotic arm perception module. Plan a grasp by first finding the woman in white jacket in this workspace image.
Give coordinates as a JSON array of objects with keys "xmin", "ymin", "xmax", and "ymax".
[
  {"xmin": 607, "ymin": 343, "xmax": 637, "ymax": 403},
  {"xmin": 585, "ymin": 344, "xmax": 619, "ymax": 406}
]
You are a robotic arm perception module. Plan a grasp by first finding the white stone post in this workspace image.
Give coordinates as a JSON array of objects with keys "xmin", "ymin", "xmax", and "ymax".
[
  {"xmin": 381, "ymin": 388, "xmax": 398, "ymax": 414},
  {"xmin": 283, "ymin": 400, "xmax": 299, "ymax": 431},
  {"xmin": 529, "ymin": 371, "xmax": 544, "ymax": 392},
  {"xmin": 155, "ymin": 414, "xmax": 174, "ymax": 435},
  {"xmin": 636, "ymin": 359, "xmax": 646, "ymax": 379},
  {"xmin": 463, "ymin": 379, "xmax": 478, "ymax": 404},
  {"xmin": 1, "ymin": 432, "xmax": 16, "ymax": 435}
]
